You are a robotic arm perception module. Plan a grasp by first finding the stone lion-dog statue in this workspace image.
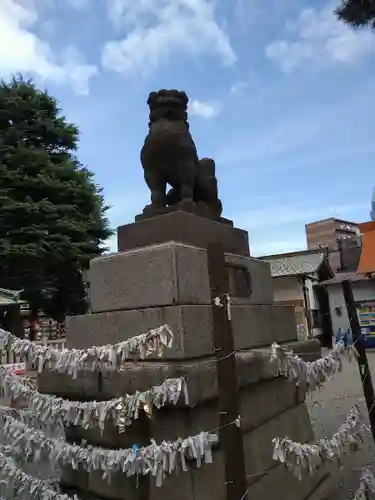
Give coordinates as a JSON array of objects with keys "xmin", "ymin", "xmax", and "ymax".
[{"xmin": 140, "ymin": 89, "xmax": 223, "ymax": 219}]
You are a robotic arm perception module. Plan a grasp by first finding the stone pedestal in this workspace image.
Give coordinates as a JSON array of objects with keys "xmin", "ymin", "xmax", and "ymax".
[
  {"xmin": 134, "ymin": 204, "xmax": 233, "ymax": 226},
  {"xmin": 117, "ymin": 211, "xmax": 250, "ymax": 256},
  {"xmin": 41, "ymin": 213, "xmax": 332, "ymax": 500},
  {"xmin": 67, "ymin": 242, "xmax": 297, "ymax": 358}
]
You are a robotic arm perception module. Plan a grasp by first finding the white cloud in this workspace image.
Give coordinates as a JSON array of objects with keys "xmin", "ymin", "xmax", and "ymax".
[
  {"xmin": 68, "ymin": 0, "xmax": 88, "ymax": 9},
  {"xmin": 230, "ymin": 81, "xmax": 248, "ymax": 94},
  {"xmin": 102, "ymin": 0, "xmax": 236, "ymax": 75},
  {"xmin": 0, "ymin": 0, "xmax": 97, "ymax": 95},
  {"xmin": 266, "ymin": 6, "xmax": 374, "ymax": 71},
  {"xmin": 189, "ymin": 99, "xmax": 219, "ymax": 118}
]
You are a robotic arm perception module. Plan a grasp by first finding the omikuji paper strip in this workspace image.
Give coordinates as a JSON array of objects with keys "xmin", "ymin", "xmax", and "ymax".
[
  {"xmin": 0, "ymin": 367, "xmax": 188, "ymax": 432},
  {"xmin": 2, "ymin": 324, "xmax": 173, "ymax": 377},
  {"xmin": 0, "ymin": 448, "xmax": 78, "ymax": 500},
  {"xmin": 272, "ymin": 405, "xmax": 366, "ymax": 480},
  {"xmin": 270, "ymin": 341, "xmax": 357, "ymax": 393},
  {"xmin": 0, "ymin": 412, "xmax": 218, "ymax": 487}
]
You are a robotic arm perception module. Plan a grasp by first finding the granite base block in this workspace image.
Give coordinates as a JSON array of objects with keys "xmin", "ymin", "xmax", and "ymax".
[
  {"xmin": 66, "ymin": 304, "xmax": 297, "ymax": 359},
  {"xmin": 61, "ymin": 490, "xmax": 109, "ymax": 500},
  {"xmin": 117, "ymin": 211, "xmax": 250, "ymax": 256},
  {"xmin": 249, "ymin": 465, "xmax": 329, "ymax": 500},
  {"xmin": 192, "ymin": 404, "xmax": 313, "ymax": 500},
  {"xmin": 37, "ymin": 340, "xmax": 321, "ymax": 401},
  {"xmin": 60, "ymin": 465, "xmax": 88, "ymax": 492},
  {"xmin": 63, "ymin": 378, "xmax": 305, "ymax": 450},
  {"xmin": 88, "ymin": 242, "xmax": 273, "ymax": 313}
]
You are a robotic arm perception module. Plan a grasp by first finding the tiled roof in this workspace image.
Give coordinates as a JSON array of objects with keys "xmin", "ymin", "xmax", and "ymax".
[{"xmin": 261, "ymin": 252, "xmax": 327, "ymax": 278}]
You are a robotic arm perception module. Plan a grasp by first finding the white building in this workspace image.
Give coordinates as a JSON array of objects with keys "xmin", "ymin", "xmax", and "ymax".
[
  {"xmin": 259, "ymin": 249, "xmax": 334, "ymax": 343},
  {"xmin": 317, "ymin": 272, "xmax": 375, "ymax": 339}
]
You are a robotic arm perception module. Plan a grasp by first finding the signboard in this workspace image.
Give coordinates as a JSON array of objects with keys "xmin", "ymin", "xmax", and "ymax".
[
  {"xmin": 0, "ymin": 363, "xmax": 26, "ymax": 375},
  {"xmin": 356, "ymin": 301, "xmax": 375, "ymax": 347}
]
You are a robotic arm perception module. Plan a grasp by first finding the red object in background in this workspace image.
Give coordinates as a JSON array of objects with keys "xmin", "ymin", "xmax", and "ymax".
[
  {"xmin": 358, "ymin": 221, "xmax": 375, "ymax": 275},
  {"xmin": 30, "ymin": 320, "xmax": 40, "ymax": 332},
  {"xmin": 1, "ymin": 362, "xmax": 26, "ymax": 375}
]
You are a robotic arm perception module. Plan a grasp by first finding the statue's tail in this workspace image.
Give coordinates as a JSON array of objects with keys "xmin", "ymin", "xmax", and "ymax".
[{"xmin": 199, "ymin": 158, "xmax": 215, "ymax": 176}]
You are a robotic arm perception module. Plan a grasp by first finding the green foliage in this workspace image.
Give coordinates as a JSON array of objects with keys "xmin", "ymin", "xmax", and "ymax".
[
  {"xmin": 0, "ymin": 75, "xmax": 113, "ymax": 320},
  {"xmin": 335, "ymin": 0, "xmax": 375, "ymax": 29}
]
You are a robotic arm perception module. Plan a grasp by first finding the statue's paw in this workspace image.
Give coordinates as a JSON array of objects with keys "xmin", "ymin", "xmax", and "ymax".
[
  {"xmin": 142, "ymin": 204, "xmax": 154, "ymax": 214},
  {"xmin": 142, "ymin": 203, "xmax": 166, "ymax": 214}
]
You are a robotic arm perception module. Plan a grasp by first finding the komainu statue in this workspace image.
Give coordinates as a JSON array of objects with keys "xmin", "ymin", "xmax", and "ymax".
[{"xmin": 140, "ymin": 89, "xmax": 223, "ymax": 220}]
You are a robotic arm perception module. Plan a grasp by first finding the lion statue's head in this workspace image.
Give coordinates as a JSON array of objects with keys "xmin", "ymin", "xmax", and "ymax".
[{"xmin": 147, "ymin": 89, "xmax": 188, "ymax": 123}]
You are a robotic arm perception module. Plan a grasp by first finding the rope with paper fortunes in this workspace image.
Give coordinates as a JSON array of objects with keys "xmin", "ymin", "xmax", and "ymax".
[
  {"xmin": 0, "ymin": 324, "xmax": 173, "ymax": 377},
  {"xmin": 269, "ymin": 337, "xmax": 375, "ymax": 499},
  {"xmin": 0, "ymin": 409, "xmax": 218, "ymax": 487},
  {"xmin": 352, "ymin": 468, "xmax": 375, "ymax": 500},
  {"xmin": 0, "ymin": 322, "xmax": 367, "ymax": 500},
  {"xmin": 272, "ymin": 403, "xmax": 375, "ymax": 500},
  {"xmin": 272, "ymin": 405, "xmax": 367, "ymax": 480},
  {"xmin": 270, "ymin": 339, "xmax": 358, "ymax": 393},
  {"xmin": 0, "ymin": 324, "xmax": 218, "ymax": 497},
  {"xmin": 0, "ymin": 367, "xmax": 188, "ymax": 432},
  {"xmin": 0, "ymin": 444, "xmax": 78, "ymax": 500}
]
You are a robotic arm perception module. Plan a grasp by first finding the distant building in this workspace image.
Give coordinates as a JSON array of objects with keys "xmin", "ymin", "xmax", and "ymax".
[
  {"xmin": 305, "ymin": 218, "xmax": 361, "ymax": 272},
  {"xmin": 358, "ymin": 220, "xmax": 375, "ymax": 276},
  {"xmin": 316, "ymin": 218, "xmax": 375, "ymax": 346},
  {"xmin": 0, "ymin": 288, "xmax": 26, "ymax": 338},
  {"xmin": 259, "ymin": 249, "xmax": 333, "ymax": 344},
  {"xmin": 317, "ymin": 271, "xmax": 375, "ymax": 344},
  {"xmin": 306, "ymin": 217, "xmax": 360, "ymax": 251},
  {"xmin": 371, "ymin": 186, "xmax": 375, "ymax": 221}
]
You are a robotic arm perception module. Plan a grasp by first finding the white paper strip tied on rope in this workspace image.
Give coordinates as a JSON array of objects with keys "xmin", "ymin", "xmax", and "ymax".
[
  {"xmin": 353, "ymin": 468, "xmax": 375, "ymax": 500},
  {"xmin": 272, "ymin": 405, "xmax": 366, "ymax": 480},
  {"xmin": 0, "ymin": 412, "xmax": 218, "ymax": 488},
  {"xmin": 270, "ymin": 340, "xmax": 358, "ymax": 393},
  {"xmin": 2, "ymin": 324, "xmax": 173, "ymax": 377},
  {"xmin": 0, "ymin": 448, "xmax": 77, "ymax": 500},
  {"xmin": 0, "ymin": 367, "xmax": 188, "ymax": 432}
]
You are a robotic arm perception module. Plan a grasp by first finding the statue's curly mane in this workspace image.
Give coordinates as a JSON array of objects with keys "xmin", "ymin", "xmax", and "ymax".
[{"xmin": 147, "ymin": 89, "xmax": 188, "ymax": 124}]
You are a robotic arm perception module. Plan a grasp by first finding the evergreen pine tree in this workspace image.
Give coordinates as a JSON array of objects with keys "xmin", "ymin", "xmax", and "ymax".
[
  {"xmin": 336, "ymin": 0, "xmax": 375, "ymax": 29},
  {"xmin": 0, "ymin": 75, "xmax": 112, "ymax": 323}
]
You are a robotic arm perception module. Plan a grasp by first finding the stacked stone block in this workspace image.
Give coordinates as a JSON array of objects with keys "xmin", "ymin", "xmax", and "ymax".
[{"xmin": 38, "ymin": 213, "xmax": 329, "ymax": 500}]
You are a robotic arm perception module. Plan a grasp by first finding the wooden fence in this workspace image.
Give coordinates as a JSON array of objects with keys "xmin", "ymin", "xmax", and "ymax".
[{"xmin": 0, "ymin": 338, "xmax": 66, "ymax": 366}]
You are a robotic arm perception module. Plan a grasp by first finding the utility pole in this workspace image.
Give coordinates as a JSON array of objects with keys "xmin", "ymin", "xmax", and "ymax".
[
  {"xmin": 342, "ymin": 279, "xmax": 375, "ymax": 443},
  {"xmin": 301, "ymin": 277, "xmax": 312, "ymax": 337},
  {"xmin": 207, "ymin": 242, "xmax": 248, "ymax": 500}
]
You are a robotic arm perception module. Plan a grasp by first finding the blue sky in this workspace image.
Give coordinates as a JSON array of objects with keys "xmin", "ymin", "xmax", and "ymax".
[{"xmin": 1, "ymin": 0, "xmax": 374, "ymax": 256}]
